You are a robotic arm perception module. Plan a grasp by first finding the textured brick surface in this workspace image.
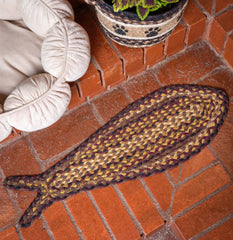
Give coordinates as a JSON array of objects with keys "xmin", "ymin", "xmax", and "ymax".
[
  {"xmin": 0, "ymin": 180, "xmax": 16, "ymax": 228},
  {"xmin": 154, "ymin": 42, "xmax": 222, "ymax": 85},
  {"xmin": 166, "ymin": 23, "xmax": 186, "ymax": 56},
  {"xmin": 21, "ymin": 219, "xmax": 50, "ymax": 240},
  {"xmin": 197, "ymin": 0, "xmax": 213, "ymax": 14},
  {"xmin": 118, "ymin": 179, "xmax": 164, "ymax": 235},
  {"xmin": 223, "ymin": 33, "xmax": 233, "ymax": 69},
  {"xmin": 144, "ymin": 41, "xmax": 165, "ymax": 68},
  {"xmin": 175, "ymin": 186, "xmax": 233, "ymax": 239},
  {"xmin": 29, "ymin": 104, "xmax": 101, "ymax": 160},
  {"xmin": 112, "ymin": 41, "xmax": 145, "ymax": 78},
  {"xmin": 91, "ymin": 186, "xmax": 140, "ymax": 240},
  {"xmin": 209, "ymin": 9, "xmax": 233, "ymax": 53},
  {"xmin": 66, "ymin": 192, "xmax": 111, "ymax": 240},
  {"xmin": 178, "ymin": 147, "xmax": 216, "ymax": 181},
  {"xmin": 172, "ymin": 164, "xmax": 231, "ymax": 215},
  {"xmin": 0, "ymin": 227, "xmax": 19, "ymax": 240},
  {"xmin": 43, "ymin": 202, "xmax": 80, "ymax": 240},
  {"xmin": 93, "ymin": 88, "xmax": 130, "ymax": 123},
  {"xmin": 78, "ymin": 61, "xmax": 105, "ymax": 99},
  {"xmin": 183, "ymin": 0, "xmax": 206, "ymax": 45},
  {"xmin": 121, "ymin": 71, "xmax": 160, "ymax": 101},
  {"xmin": 210, "ymin": 119, "xmax": 233, "ymax": 176},
  {"xmin": 68, "ymin": 83, "xmax": 85, "ymax": 110},
  {"xmin": 199, "ymin": 217, "xmax": 233, "ymax": 240},
  {"xmin": 76, "ymin": 10, "xmax": 125, "ymax": 87},
  {"xmin": 143, "ymin": 173, "xmax": 173, "ymax": 211}
]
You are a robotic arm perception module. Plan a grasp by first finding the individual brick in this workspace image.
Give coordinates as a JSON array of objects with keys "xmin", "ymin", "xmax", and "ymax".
[
  {"xmin": 78, "ymin": 61, "xmax": 105, "ymax": 99},
  {"xmin": 154, "ymin": 41, "xmax": 222, "ymax": 85},
  {"xmin": 121, "ymin": 71, "xmax": 160, "ymax": 101},
  {"xmin": 144, "ymin": 41, "xmax": 165, "ymax": 68},
  {"xmin": 43, "ymin": 201, "xmax": 81, "ymax": 240},
  {"xmin": 21, "ymin": 219, "xmax": 50, "ymax": 240},
  {"xmin": 172, "ymin": 164, "xmax": 231, "ymax": 216},
  {"xmin": 0, "ymin": 227, "xmax": 19, "ymax": 240},
  {"xmin": 29, "ymin": 104, "xmax": 101, "ymax": 160},
  {"xmin": 223, "ymin": 33, "xmax": 233, "ymax": 69},
  {"xmin": 118, "ymin": 179, "xmax": 164, "ymax": 235},
  {"xmin": 175, "ymin": 185, "xmax": 233, "ymax": 239},
  {"xmin": 66, "ymin": 192, "xmax": 111, "ymax": 240},
  {"xmin": 166, "ymin": 23, "xmax": 186, "ymax": 56},
  {"xmin": 210, "ymin": 118, "xmax": 233, "ymax": 176},
  {"xmin": 76, "ymin": 10, "xmax": 125, "ymax": 87},
  {"xmin": 112, "ymin": 41, "xmax": 145, "ymax": 78},
  {"xmin": 91, "ymin": 186, "xmax": 141, "ymax": 240},
  {"xmin": 0, "ymin": 181, "xmax": 16, "ymax": 228},
  {"xmin": 209, "ymin": 9, "xmax": 233, "ymax": 53},
  {"xmin": 143, "ymin": 173, "xmax": 173, "ymax": 211},
  {"xmin": 68, "ymin": 82, "xmax": 85, "ymax": 110},
  {"xmin": 183, "ymin": 0, "xmax": 206, "ymax": 45},
  {"xmin": 92, "ymin": 88, "xmax": 130, "ymax": 123},
  {"xmin": 199, "ymin": 217, "xmax": 233, "ymax": 240}
]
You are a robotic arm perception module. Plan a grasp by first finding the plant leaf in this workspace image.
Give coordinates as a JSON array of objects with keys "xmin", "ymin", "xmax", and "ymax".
[{"xmin": 136, "ymin": 5, "xmax": 150, "ymax": 20}]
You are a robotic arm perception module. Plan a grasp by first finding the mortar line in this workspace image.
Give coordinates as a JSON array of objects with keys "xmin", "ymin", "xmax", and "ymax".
[
  {"xmin": 190, "ymin": 213, "xmax": 233, "ymax": 240},
  {"xmin": 138, "ymin": 177, "xmax": 167, "ymax": 221},
  {"xmin": 172, "ymin": 182, "xmax": 232, "ymax": 221},
  {"xmin": 62, "ymin": 201, "xmax": 86, "ymax": 240},
  {"xmin": 40, "ymin": 215, "xmax": 56, "ymax": 240},
  {"xmin": 207, "ymin": 145, "xmax": 233, "ymax": 181},
  {"xmin": 87, "ymin": 191, "xmax": 117, "ymax": 240},
  {"xmin": 15, "ymin": 224, "xmax": 25, "ymax": 240},
  {"xmin": 90, "ymin": 102, "xmax": 106, "ymax": 126},
  {"xmin": 24, "ymin": 136, "xmax": 45, "ymax": 172},
  {"xmin": 113, "ymin": 184, "xmax": 145, "ymax": 237},
  {"xmin": 177, "ymin": 160, "xmax": 218, "ymax": 187},
  {"xmin": 0, "ymin": 166, "xmax": 22, "ymax": 220}
]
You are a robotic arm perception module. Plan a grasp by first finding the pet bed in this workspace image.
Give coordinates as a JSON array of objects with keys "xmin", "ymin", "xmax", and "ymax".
[{"xmin": 0, "ymin": 0, "xmax": 90, "ymax": 141}]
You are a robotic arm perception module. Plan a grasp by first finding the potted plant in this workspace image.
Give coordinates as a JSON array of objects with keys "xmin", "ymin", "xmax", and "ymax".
[{"xmin": 84, "ymin": 0, "xmax": 188, "ymax": 48}]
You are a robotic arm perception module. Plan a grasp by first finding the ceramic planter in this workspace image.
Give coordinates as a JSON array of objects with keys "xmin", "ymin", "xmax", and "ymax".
[{"xmin": 85, "ymin": 0, "xmax": 188, "ymax": 48}]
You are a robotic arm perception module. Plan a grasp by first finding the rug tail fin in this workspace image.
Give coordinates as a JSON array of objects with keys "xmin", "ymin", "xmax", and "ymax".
[
  {"xmin": 19, "ymin": 192, "xmax": 52, "ymax": 228},
  {"xmin": 4, "ymin": 174, "xmax": 43, "ymax": 192}
]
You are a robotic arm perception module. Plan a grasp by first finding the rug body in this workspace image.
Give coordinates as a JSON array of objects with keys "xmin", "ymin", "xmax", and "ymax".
[{"xmin": 4, "ymin": 85, "xmax": 229, "ymax": 227}]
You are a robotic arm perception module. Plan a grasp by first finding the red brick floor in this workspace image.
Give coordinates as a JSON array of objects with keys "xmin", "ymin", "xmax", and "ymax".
[{"xmin": 0, "ymin": 1, "xmax": 233, "ymax": 240}]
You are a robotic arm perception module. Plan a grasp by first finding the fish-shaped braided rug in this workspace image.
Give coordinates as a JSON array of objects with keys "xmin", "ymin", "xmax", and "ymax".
[{"xmin": 4, "ymin": 84, "xmax": 229, "ymax": 227}]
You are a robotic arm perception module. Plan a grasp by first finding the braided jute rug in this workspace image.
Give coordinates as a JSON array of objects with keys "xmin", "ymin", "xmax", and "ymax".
[{"xmin": 4, "ymin": 84, "xmax": 229, "ymax": 227}]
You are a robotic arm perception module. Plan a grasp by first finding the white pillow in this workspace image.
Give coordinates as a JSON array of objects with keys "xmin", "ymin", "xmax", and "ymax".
[
  {"xmin": 4, "ymin": 74, "xmax": 71, "ymax": 131},
  {"xmin": 42, "ymin": 18, "xmax": 90, "ymax": 82},
  {"xmin": 0, "ymin": 0, "xmax": 21, "ymax": 20},
  {"xmin": 19, "ymin": 0, "xmax": 74, "ymax": 37}
]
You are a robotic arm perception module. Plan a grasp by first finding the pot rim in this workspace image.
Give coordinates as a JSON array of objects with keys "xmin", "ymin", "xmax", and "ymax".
[{"xmin": 93, "ymin": 0, "xmax": 188, "ymax": 25}]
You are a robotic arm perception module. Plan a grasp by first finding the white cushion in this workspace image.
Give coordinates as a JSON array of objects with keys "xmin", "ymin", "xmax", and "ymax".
[
  {"xmin": 0, "ymin": 20, "xmax": 43, "ymax": 98},
  {"xmin": 0, "ymin": 0, "xmax": 21, "ymax": 20},
  {"xmin": 19, "ymin": 0, "xmax": 74, "ymax": 37},
  {"xmin": 42, "ymin": 18, "xmax": 90, "ymax": 81},
  {"xmin": 4, "ymin": 74, "xmax": 71, "ymax": 131},
  {"xmin": 0, "ymin": 0, "xmax": 90, "ymax": 141}
]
